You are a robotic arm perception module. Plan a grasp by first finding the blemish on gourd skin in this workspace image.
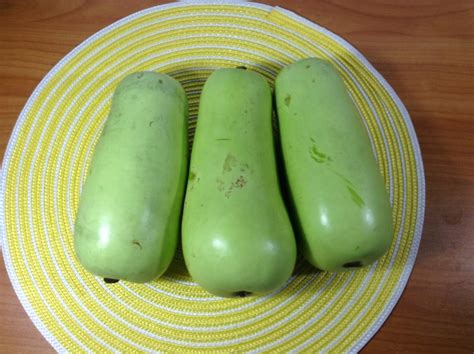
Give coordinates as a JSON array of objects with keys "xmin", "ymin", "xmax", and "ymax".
[
  {"xmin": 216, "ymin": 178, "xmax": 225, "ymax": 192},
  {"xmin": 234, "ymin": 175, "xmax": 247, "ymax": 188},
  {"xmin": 220, "ymin": 155, "xmax": 250, "ymax": 196},
  {"xmin": 240, "ymin": 163, "xmax": 250, "ymax": 173},
  {"xmin": 329, "ymin": 170, "xmax": 366, "ymax": 208},
  {"xmin": 328, "ymin": 169, "xmax": 366, "ymax": 208},
  {"xmin": 223, "ymin": 154, "xmax": 238, "ymax": 173},
  {"xmin": 347, "ymin": 186, "xmax": 365, "ymax": 208},
  {"xmin": 309, "ymin": 138, "xmax": 365, "ymax": 208},
  {"xmin": 189, "ymin": 171, "xmax": 200, "ymax": 191},
  {"xmin": 284, "ymin": 94, "xmax": 291, "ymax": 107},
  {"xmin": 132, "ymin": 240, "xmax": 143, "ymax": 250},
  {"xmin": 224, "ymin": 175, "xmax": 247, "ymax": 198},
  {"xmin": 308, "ymin": 139, "xmax": 332, "ymax": 163}
]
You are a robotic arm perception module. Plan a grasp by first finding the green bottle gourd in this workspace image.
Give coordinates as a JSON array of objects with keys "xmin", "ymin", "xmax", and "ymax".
[
  {"xmin": 275, "ymin": 58, "xmax": 394, "ymax": 271},
  {"xmin": 182, "ymin": 68, "xmax": 297, "ymax": 297},
  {"xmin": 74, "ymin": 71, "xmax": 189, "ymax": 283}
]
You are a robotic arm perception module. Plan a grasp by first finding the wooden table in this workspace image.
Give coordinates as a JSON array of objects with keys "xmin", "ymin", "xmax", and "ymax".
[{"xmin": 1, "ymin": 1, "xmax": 473, "ymax": 352}]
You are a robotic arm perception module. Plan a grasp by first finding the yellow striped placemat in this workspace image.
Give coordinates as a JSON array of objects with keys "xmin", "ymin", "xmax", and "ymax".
[{"xmin": 0, "ymin": 2, "xmax": 425, "ymax": 351}]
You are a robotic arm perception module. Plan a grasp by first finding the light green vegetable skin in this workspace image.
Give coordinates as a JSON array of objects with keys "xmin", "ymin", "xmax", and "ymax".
[
  {"xmin": 275, "ymin": 58, "xmax": 394, "ymax": 271},
  {"xmin": 182, "ymin": 68, "xmax": 296, "ymax": 297},
  {"xmin": 74, "ymin": 72, "xmax": 188, "ymax": 283}
]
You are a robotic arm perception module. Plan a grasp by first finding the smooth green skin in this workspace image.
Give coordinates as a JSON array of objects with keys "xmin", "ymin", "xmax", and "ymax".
[
  {"xmin": 74, "ymin": 71, "xmax": 188, "ymax": 283},
  {"xmin": 275, "ymin": 58, "xmax": 394, "ymax": 271},
  {"xmin": 182, "ymin": 68, "xmax": 296, "ymax": 297}
]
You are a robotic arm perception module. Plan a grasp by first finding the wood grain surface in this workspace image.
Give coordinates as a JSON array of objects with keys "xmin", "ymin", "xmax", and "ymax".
[{"xmin": 1, "ymin": 0, "xmax": 473, "ymax": 352}]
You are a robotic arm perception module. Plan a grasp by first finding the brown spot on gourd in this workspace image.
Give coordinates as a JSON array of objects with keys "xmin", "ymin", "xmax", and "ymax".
[
  {"xmin": 132, "ymin": 240, "xmax": 143, "ymax": 250},
  {"xmin": 224, "ymin": 176, "xmax": 248, "ymax": 198},
  {"xmin": 189, "ymin": 171, "xmax": 196, "ymax": 181},
  {"xmin": 284, "ymin": 94, "xmax": 291, "ymax": 107},
  {"xmin": 239, "ymin": 162, "xmax": 250, "ymax": 172},
  {"xmin": 306, "ymin": 64, "xmax": 311, "ymax": 69},
  {"xmin": 224, "ymin": 186, "xmax": 233, "ymax": 198},
  {"xmin": 235, "ymin": 175, "xmax": 247, "ymax": 188},
  {"xmin": 223, "ymin": 154, "xmax": 238, "ymax": 172},
  {"xmin": 216, "ymin": 178, "xmax": 225, "ymax": 192}
]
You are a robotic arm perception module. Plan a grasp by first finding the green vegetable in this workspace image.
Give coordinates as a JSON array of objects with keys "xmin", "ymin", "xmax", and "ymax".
[
  {"xmin": 275, "ymin": 58, "xmax": 394, "ymax": 271},
  {"xmin": 182, "ymin": 68, "xmax": 296, "ymax": 297},
  {"xmin": 74, "ymin": 71, "xmax": 188, "ymax": 283}
]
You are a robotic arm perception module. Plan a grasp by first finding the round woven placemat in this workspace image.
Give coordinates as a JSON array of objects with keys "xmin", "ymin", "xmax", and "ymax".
[{"xmin": 0, "ymin": 2, "xmax": 425, "ymax": 352}]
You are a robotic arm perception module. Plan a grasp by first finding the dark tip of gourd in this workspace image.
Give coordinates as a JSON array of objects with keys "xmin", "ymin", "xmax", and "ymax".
[
  {"xmin": 104, "ymin": 278, "xmax": 119, "ymax": 284},
  {"xmin": 343, "ymin": 261, "xmax": 363, "ymax": 268},
  {"xmin": 236, "ymin": 66, "xmax": 247, "ymax": 70},
  {"xmin": 233, "ymin": 291, "xmax": 252, "ymax": 297}
]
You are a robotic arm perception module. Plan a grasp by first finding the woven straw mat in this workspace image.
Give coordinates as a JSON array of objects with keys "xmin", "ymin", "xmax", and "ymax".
[{"xmin": 0, "ymin": 2, "xmax": 425, "ymax": 352}]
